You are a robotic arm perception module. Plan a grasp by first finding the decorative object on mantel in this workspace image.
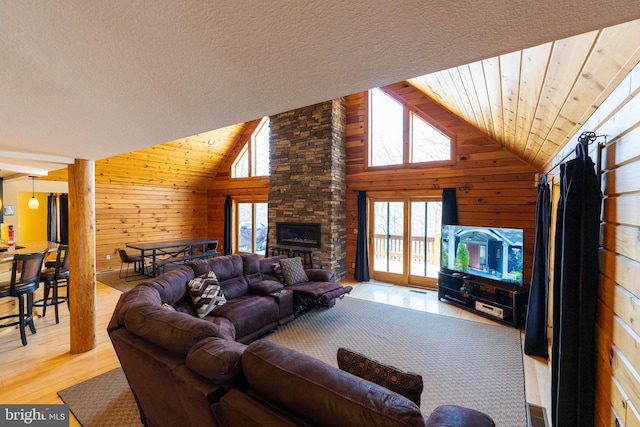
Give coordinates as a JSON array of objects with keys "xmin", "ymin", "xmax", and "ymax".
[{"xmin": 28, "ymin": 176, "xmax": 39, "ymax": 209}]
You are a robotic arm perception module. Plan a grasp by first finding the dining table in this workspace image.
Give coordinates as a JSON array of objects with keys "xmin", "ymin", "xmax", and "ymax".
[{"xmin": 126, "ymin": 237, "xmax": 219, "ymax": 277}]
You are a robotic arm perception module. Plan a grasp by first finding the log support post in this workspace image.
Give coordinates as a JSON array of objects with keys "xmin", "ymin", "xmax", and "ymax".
[{"xmin": 68, "ymin": 159, "xmax": 96, "ymax": 353}]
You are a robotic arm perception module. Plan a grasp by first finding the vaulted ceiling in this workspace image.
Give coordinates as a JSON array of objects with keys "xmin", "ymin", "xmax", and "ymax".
[
  {"xmin": 410, "ymin": 19, "xmax": 640, "ymax": 171},
  {"xmin": 2, "ymin": 3, "xmax": 640, "ymax": 181},
  {"xmin": 115, "ymin": 17, "xmax": 640, "ymax": 185}
]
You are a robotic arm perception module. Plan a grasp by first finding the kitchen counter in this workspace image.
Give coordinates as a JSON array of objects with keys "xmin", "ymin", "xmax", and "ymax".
[{"xmin": 0, "ymin": 241, "xmax": 59, "ymax": 278}]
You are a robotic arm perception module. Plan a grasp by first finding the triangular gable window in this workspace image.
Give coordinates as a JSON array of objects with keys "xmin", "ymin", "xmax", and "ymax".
[
  {"xmin": 369, "ymin": 88, "xmax": 452, "ymax": 167},
  {"xmin": 232, "ymin": 117, "xmax": 270, "ymax": 178}
]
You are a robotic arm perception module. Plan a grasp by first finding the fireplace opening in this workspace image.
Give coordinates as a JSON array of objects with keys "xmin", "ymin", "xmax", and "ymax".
[{"xmin": 276, "ymin": 223, "xmax": 321, "ymax": 248}]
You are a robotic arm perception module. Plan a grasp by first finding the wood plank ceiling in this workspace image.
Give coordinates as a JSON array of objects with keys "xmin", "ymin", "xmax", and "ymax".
[
  {"xmin": 46, "ymin": 124, "xmax": 246, "ymax": 189},
  {"xmin": 410, "ymin": 19, "xmax": 640, "ymax": 171},
  {"xmin": 45, "ymin": 19, "xmax": 640, "ymax": 185}
]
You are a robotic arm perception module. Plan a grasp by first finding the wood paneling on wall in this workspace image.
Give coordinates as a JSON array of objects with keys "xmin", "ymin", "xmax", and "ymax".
[
  {"xmin": 547, "ymin": 62, "xmax": 640, "ymax": 426},
  {"xmin": 344, "ymin": 82, "xmax": 539, "ymax": 281},
  {"xmin": 45, "ymin": 126, "xmax": 246, "ymax": 272},
  {"xmin": 96, "ymin": 183, "xmax": 208, "ymax": 271}
]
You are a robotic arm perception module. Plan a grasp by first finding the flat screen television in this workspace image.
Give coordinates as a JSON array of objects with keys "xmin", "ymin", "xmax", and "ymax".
[{"xmin": 441, "ymin": 224, "xmax": 524, "ymax": 286}]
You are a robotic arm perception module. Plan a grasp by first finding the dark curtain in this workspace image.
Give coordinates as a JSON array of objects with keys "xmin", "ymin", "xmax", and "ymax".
[
  {"xmin": 354, "ymin": 191, "xmax": 370, "ymax": 282},
  {"xmin": 59, "ymin": 194, "xmax": 69, "ymax": 245},
  {"xmin": 442, "ymin": 188, "xmax": 458, "ymax": 225},
  {"xmin": 47, "ymin": 194, "xmax": 57, "ymax": 242},
  {"xmin": 223, "ymin": 196, "xmax": 232, "ymax": 255},
  {"xmin": 551, "ymin": 143, "xmax": 602, "ymax": 427},
  {"xmin": 524, "ymin": 175, "xmax": 551, "ymax": 358}
]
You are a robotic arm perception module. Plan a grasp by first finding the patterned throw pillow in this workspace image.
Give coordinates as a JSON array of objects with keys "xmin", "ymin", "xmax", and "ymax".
[
  {"xmin": 272, "ymin": 263, "xmax": 285, "ymax": 283},
  {"xmin": 187, "ymin": 271, "xmax": 227, "ymax": 318},
  {"xmin": 336, "ymin": 347, "xmax": 424, "ymax": 406},
  {"xmin": 161, "ymin": 303, "xmax": 176, "ymax": 311},
  {"xmin": 279, "ymin": 257, "xmax": 309, "ymax": 286}
]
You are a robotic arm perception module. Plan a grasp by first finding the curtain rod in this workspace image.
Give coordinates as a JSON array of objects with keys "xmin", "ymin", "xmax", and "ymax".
[{"xmin": 545, "ymin": 131, "xmax": 606, "ymax": 176}]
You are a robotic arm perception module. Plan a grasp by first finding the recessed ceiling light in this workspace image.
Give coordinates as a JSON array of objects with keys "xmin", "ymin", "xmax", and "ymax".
[{"xmin": 207, "ymin": 139, "xmax": 215, "ymax": 146}]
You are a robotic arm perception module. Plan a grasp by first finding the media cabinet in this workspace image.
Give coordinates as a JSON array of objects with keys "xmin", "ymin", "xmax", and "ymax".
[{"xmin": 437, "ymin": 271, "xmax": 528, "ymax": 327}]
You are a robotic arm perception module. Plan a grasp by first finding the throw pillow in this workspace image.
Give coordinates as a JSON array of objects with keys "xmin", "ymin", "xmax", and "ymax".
[
  {"xmin": 161, "ymin": 302, "xmax": 176, "ymax": 311},
  {"xmin": 336, "ymin": 347, "xmax": 423, "ymax": 406},
  {"xmin": 272, "ymin": 263, "xmax": 285, "ymax": 283},
  {"xmin": 279, "ymin": 257, "xmax": 309, "ymax": 286},
  {"xmin": 187, "ymin": 271, "xmax": 227, "ymax": 318}
]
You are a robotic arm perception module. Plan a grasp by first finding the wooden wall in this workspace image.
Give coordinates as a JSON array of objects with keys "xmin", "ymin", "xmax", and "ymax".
[
  {"xmin": 95, "ymin": 183, "xmax": 208, "ymax": 271},
  {"xmin": 46, "ymin": 132, "xmax": 243, "ymax": 272},
  {"xmin": 343, "ymin": 82, "xmax": 538, "ymax": 281},
  {"xmin": 548, "ymin": 62, "xmax": 640, "ymax": 426},
  {"xmin": 201, "ymin": 82, "xmax": 538, "ymax": 283}
]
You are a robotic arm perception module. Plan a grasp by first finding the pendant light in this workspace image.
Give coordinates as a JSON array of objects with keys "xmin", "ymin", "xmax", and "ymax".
[{"xmin": 28, "ymin": 176, "xmax": 39, "ymax": 209}]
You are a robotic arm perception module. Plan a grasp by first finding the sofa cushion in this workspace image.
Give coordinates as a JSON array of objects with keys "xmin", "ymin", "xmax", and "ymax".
[
  {"xmin": 279, "ymin": 257, "xmax": 308, "ymax": 286},
  {"xmin": 188, "ymin": 271, "xmax": 227, "ymax": 318},
  {"xmin": 259, "ymin": 255, "xmax": 287, "ymax": 275},
  {"xmin": 211, "ymin": 295, "xmax": 279, "ymax": 339},
  {"xmin": 271, "ymin": 263, "xmax": 285, "ymax": 283},
  {"xmin": 201, "ymin": 316, "xmax": 236, "ymax": 341},
  {"xmin": 242, "ymin": 340, "xmax": 425, "ymax": 427},
  {"xmin": 211, "ymin": 254, "xmax": 249, "ymax": 299},
  {"xmin": 241, "ymin": 253, "xmax": 263, "ymax": 285},
  {"xmin": 187, "ymin": 259, "xmax": 212, "ymax": 277},
  {"xmin": 144, "ymin": 265, "xmax": 196, "ymax": 304},
  {"xmin": 186, "ymin": 337, "xmax": 246, "ymax": 385},
  {"xmin": 337, "ymin": 347, "xmax": 423, "ymax": 406},
  {"xmin": 124, "ymin": 304, "xmax": 223, "ymax": 356}
]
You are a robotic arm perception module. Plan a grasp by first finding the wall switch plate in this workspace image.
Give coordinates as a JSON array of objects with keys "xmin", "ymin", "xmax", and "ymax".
[{"xmin": 106, "ymin": 254, "xmax": 111, "ymax": 260}]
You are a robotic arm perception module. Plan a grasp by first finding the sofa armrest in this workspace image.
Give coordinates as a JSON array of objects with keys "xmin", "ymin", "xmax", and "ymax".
[
  {"xmin": 242, "ymin": 340, "xmax": 425, "ymax": 427},
  {"xmin": 304, "ymin": 268, "xmax": 335, "ymax": 283},
  {"xmin": 213, "ymin": 388, "xmax": 305, "ymax": 427},
  {"xmin": 249, "ymin": 280, "xmax": 284, "ymax": 295},
  {"xmin": 425, "ymin": 405, "xmax": 495, "ymax": 427},
  {"xmin": 186, "ymin": 337, "xmax": 246, "ymax": 385}
]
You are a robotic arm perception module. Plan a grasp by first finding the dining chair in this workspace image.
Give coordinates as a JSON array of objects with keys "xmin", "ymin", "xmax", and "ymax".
[
  {"xmin": 118, "ymin": 249, "xmax": 145, "ymax": 281},
  {"xmin": 34, "ymin": 244, "xmax": 69, "ymax": 324},
  {"xmin": 0, "ymin": 250, "xmax": 46, "ymax": 345}
]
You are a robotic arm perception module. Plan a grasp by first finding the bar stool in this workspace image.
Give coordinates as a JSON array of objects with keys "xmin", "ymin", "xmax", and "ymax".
[
  {"xmin": 292, "ymin": 248, "xmax": 314, "ymax": 269},
  {"xmin": 271, "ymin": 246, "xmax": 291, "ymax": 257},
  {"xmin": 0, "ymin": 251, "xmax": 46, "ymax": 345},
  {"xmin": 34, "ymin": 244, "xmax": 69, "ymax": 324}
]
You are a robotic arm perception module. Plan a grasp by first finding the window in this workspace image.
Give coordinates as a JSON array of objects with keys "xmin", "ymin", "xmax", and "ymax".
[
  {"xmin": 236, "ymin": 201, "xmax": 268, "ymax": 256},
  {"xmin": 232, "ymin": 117, "xmax": 270, "ymax": 178},
  {"xmin": 369, "ymin": 88, "xmax": 452, "ymax": 167},
  {"xmin": 233, "ymin": 144, "xmax": 249, "ymax": 178}
]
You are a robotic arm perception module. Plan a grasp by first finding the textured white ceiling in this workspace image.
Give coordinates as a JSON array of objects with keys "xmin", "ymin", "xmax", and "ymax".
[{"xmin": 2, "ymin": 1, "xmax": 640, "ymax": 174}]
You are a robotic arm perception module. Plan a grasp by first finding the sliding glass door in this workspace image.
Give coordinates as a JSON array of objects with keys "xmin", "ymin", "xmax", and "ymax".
[
  {"xmin": 370, "ymin": 198, "xmax": 442, "ymax": 287},
  {"xmin": 236, "ymin": 201, "xmax": 268, "ymax": 256}
]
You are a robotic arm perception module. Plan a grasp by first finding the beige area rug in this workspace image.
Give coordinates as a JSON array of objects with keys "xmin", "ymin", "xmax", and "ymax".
[
  {"xmin": 96, "ymin": 271, "xmax": 146, "ymax": 293},
  {"xmin": 58, "ymin": 297, "xmax": 526, "ymax": 427},
  {"xmin": 58, "ymin": 368, "xmax": 142, "ymax": 427},
  {"xmin": 267, "ymin": 296, "xmax": 527, "ymax": 427}
]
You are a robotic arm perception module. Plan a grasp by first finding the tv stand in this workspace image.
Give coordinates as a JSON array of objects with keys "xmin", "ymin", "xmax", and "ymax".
[{"xmin": 437, "ymin": 271, "xmax": 528, "ymax": 327}]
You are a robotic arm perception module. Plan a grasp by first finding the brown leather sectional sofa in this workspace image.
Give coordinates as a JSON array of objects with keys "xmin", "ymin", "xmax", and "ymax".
[{"xmin": 107, "ymin": 253, "xmax": 495, "ymax": 427}]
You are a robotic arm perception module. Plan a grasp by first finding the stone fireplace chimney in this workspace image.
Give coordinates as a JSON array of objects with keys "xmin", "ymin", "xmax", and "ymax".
[{"xmin": 268, "ymin": 98, "xmax": 346, "ymax": 278}]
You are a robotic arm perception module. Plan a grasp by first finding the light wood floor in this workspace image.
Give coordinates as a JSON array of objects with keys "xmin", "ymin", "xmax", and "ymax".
[{"xmin": 0, "ymin": 279, "xmax": 550, "ymax": 425}]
